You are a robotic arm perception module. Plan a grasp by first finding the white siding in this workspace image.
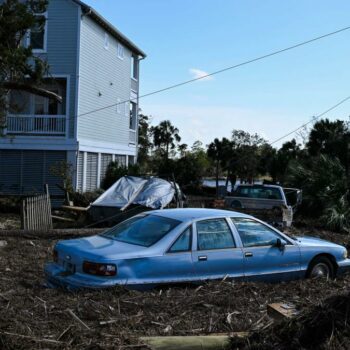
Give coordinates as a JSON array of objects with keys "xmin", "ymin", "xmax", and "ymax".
[
  {"xmin": 78, "ymin": 16, "xmax": 133, "ymax": 146},
  {"xmin": 85, "ymin": 152, "xmax": 98, "ymax": 191}
]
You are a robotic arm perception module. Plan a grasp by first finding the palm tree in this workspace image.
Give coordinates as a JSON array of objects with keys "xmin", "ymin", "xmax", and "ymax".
[{"xmin": 151, "ymin": 120, "xmax": 181, "ymax": 160}]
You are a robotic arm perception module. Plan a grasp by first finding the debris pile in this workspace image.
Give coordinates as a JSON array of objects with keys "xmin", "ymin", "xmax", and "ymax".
[
  {"xmin": 0, "ymin": 228, "xmax": 350, "ymax": 349},
  {"xmin": 230, "ymin": 292, "xmax": 350, "ymax": 349}
]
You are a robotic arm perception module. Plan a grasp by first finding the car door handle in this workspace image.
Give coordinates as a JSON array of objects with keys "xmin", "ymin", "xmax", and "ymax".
[
  {"xmin": 198, "ymin": 256, "xmax": 207, "ymax": 261},
  {"xmin": 245, "ymin": 252, "xmax": 253, "ymax": 257}
]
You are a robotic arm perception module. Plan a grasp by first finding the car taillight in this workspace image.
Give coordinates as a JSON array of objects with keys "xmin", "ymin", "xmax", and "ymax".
[
  {"xmin": 83, "ymin": 261, "xmax": 116, "ymax": 276},
  {"xmin": 53, "ymin": 249, "xmax": 58, "ymax": 263}
]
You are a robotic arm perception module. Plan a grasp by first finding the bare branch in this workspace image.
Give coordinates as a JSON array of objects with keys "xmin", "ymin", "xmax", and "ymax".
[{"xmin": 1, "ymin": 82, "xmax": 62, "ymax": 103}]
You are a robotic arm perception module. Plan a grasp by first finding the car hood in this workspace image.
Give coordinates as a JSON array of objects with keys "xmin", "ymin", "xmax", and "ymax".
[
  {"xmin": 56, "ymin": 235, "xmax": 151, "ymax": 260},
  {"xmin": 294, "ymin": 236, "xmax": 342, "ymax": 248}
]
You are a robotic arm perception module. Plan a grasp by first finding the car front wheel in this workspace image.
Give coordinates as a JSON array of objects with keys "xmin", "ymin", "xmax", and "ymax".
[{"xmin": 307, "ymin": 256, "xmax": 334, "ymax": 279}]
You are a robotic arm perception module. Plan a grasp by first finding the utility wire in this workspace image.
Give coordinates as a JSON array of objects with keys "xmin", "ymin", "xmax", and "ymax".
[
  {"xmin": 77, "ymin": 25, "xmax": 350, "ymax": 119},
  {"xmin": 269, "ymin": 95, "xmax": 350, "ymax": 145}
]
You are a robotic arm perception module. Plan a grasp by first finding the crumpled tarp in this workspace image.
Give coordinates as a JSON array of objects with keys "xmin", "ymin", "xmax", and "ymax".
[{"xmin": 91, "ymin": 176, "xmax": 175, "ymax": 209}]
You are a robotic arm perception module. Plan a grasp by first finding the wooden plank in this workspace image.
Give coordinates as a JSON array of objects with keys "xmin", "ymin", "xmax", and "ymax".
[
  {"xmin": 47, "ymin": 190, "xmax": 53, "ymax": 230},
  {"xmin": 267, "ymin": 303, "xmax": 298, "ymax": 321},
  {"xmin": 61, "ymin": 205, "xmax": 88, "ymax": 212},
  {"xmin": 51, "ymin": 215, "xmax": 75, "ymax": 223},
  {"xmin": 20, "ymin": 200, "xmax": 25, "ymax": 230},
  {"xmin": 140, "ymin": 336, "xmax": 231, "ymax": 350}
]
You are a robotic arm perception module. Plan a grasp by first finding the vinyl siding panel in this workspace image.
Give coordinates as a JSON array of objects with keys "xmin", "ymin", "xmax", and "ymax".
[
  {"xmin": 78, "ymin": 15, "xmax": 133, "ymax": 145},
  {"xmin": 0, "ymin": 150, "xmax": 66, "ymax": 197},
  {"xmin": 86, "ymin": 152, "xmax": 98, "ymax": 191},
  {"xmin": 42, "ymin": 0, "xmax": 80, "ymax": 139},
  {"xmin": 77, "ymin": 151, "xmax": 84, "ymax": 192}
]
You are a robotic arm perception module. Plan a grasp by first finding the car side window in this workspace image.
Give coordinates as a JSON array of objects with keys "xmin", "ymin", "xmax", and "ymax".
[
  {"xmin": 231, "ymin": 218, "xmax": 287, "ymax": 248},
  {"xmin": 197, "ymin": 219, "xmax": 235, "ymax": 251},
  {"xmin": 169, "ymin": 227, "xmax": 192, "ymax": 253}
]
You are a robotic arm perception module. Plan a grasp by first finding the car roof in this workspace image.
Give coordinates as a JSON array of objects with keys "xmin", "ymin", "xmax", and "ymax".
[
  {"xmin": 238, "ymin": 184, "xmax": 282, "ymax": 189},
  {"xmin": 149, "ymin": 208, "xmax": 252, "ymax": 222}
]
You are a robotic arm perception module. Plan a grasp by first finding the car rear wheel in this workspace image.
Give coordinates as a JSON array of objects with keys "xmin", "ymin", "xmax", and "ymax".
[{"xmin": 307, "ymin": 256, "xmax": 334, "ymax": 279}]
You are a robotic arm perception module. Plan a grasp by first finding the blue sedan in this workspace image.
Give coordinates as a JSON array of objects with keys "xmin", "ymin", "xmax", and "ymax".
[{"xmin": 45, "ymin": 209, "xmax": 350, "ymax": 289}]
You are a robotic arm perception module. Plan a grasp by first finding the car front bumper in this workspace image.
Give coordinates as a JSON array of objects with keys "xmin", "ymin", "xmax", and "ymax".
[{"xmin": 337, "ymin": 259, "xmax": 350, "ymax": 276}]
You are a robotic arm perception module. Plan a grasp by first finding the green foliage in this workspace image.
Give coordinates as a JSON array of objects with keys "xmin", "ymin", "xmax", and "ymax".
[
  {"xmin": 0, "ymin": 0, "xmax": 49, "ymax": 127},
  {"xmin": 150, "ymin": 120, "xmax": 181, "ymax": 160},
  {"xmin": 137, "ymin": 113, "xmax": 152, "ymax": 168},
  {"xmin": 269, "ymin": 139, "xmax": 303, "ymax": 183},
  {"xmin": 286, "ymin": 155, "xmax": 347, "ymax": 215},
  {"xmin": 322, "ymin": 194, "xmax": 350, "ymax": 233},
  {"xmin": 101, "ymin": 162, "xmax": 141, "ymax": 190},
  {"xmin": 307, "ymin": 119, "xmax": 349, "ymax": 168}
]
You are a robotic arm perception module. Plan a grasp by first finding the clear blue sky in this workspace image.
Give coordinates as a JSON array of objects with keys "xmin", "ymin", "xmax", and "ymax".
[{"xmin": 84, "ymin": 0, "xmax": 350, "ymax": 148}]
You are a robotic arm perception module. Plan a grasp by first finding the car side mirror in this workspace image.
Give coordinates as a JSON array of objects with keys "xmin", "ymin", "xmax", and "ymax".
[{"xmin": 275, "ymin": 238, "xmax": 285, "ymax": 249}]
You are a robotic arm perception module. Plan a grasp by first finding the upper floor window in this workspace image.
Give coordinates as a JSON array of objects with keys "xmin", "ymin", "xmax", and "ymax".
[
  {"xmin": 30, "ymin": 12, "xmax": 47, "ymax": 52},
  {"xmin": 104, "ymin": 33, "xmax": 109, "ymax": 50},
  {"xmin": 131, "ymin": 55, "xmax": 138, "ymax": 80},
  {"xmin": 129, "ymin": 101, "xmax": 137, "ymax": 130},
  {"xmin": 117, "ymin": 43, "xmax": 124, "ymax": 59},
  {"xmin": 9, "ymin": 78, "xmax": 67, "ymax": 116}
]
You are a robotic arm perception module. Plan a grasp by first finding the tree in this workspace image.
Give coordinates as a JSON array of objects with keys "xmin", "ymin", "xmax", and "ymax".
[
  {"xmin": 307, "ymin": 119, "xmax": 350, "ymax": 188},
  {"xmin": 177, "ymin": 143, "xmax": 188, "ymax": 157},
  {"xmin": 150, "ymin": 120, "xmax": 181, "ymax": 160},
  {"xmin": 0, "ymin": 0, "xmax": 61, "ymax": 130},
  {"xmin": 230, "ymin": 130, "xmax": 266, "ymax": 184},
  {"xmin": 137, "ymin": 113, "xmax": 152, "ymax": 168},
  {"xmin": 269, "ymin": 139, "xmax": 302, "ymax": 183},
  {"xmin": 207, "ymin": 138, "xmax": 231, "ymax": 197}
]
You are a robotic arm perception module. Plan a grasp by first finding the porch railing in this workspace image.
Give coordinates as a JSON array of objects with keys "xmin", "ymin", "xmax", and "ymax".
[{"xmin": 6, "ymin": 115, "xmax": 66, "ymax": 136}]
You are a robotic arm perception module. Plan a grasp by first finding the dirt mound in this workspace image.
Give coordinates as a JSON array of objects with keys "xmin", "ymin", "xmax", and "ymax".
[{"xmin": 230, "ymin": 293, "xmax": 350, "ymax": 349}]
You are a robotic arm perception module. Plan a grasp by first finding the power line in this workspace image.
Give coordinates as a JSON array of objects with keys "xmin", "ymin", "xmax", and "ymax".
[
  {"xmin": 269, "ymin": 95, "xmax": 350, "ymax": 145},
  {"xmin": 77, "ymin": 25, "xmax": 350, "ymax": 119}
]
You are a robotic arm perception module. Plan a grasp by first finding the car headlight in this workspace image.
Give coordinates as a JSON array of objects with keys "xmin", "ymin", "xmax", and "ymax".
[{"xmin": 343, "ymin": 249, "xmax": 348, "ymax": 259}]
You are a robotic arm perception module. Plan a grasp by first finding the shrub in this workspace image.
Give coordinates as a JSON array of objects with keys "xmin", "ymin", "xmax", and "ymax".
[
  {"xmin": 322, "ymin": 194, "xmax": 350, "ymax": 233},
  {"xmin": 101, "ymin": 162, "xmax": 140, "ymax": 190}
]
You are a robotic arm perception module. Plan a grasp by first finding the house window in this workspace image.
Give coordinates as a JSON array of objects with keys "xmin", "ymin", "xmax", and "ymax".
[
  {"xmin": 104, "ymin": 33, "xmax": 109, "ymax": 50},
  {"xmin": 9, "ymin": 78, "xmax": 67, "ymax": 116},
  {"xmin": 117, "ymin": 43, "xmax": 124, "ymax": 59},
  {"xmin": 129, "ymin": 101, "xmax": 137, "ymax": 130},
  {"xmin": 30, "ymin": 13, "xmax": 47, "ymax": 51},
  {"xmin": 131, "ymin": 55, "xmax": 138, "ymax": 80}
]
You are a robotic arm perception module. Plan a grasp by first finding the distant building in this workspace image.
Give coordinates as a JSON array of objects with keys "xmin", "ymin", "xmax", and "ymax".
[{"xmin": 0, "ymin": 0, "xmax": 146, "ymax": 199}]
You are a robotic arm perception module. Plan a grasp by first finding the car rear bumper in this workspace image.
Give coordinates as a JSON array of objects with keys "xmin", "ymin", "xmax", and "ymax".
[
  {"xmin": 44, "ymin": 263, "xmax": 156, "ymax": 290},
  {"xmin": 44, "ymin": 263, "xmax": 125, "ymax": 290}
]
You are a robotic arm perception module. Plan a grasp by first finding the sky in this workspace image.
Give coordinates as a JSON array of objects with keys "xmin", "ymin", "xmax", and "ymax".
[{"xmin": 84, "ymin": 0, "xmax": 350, "ymax": 148}]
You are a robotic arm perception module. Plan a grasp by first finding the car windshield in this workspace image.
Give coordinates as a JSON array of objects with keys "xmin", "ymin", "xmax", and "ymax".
[{"xmin": 102, "ymin": 214, "xmax": 181, "ymax": 247}]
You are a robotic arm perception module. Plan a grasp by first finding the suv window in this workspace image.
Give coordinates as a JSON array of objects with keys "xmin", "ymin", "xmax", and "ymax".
[
  {"xmin": 236, "ymin": 186, "xmax": 282, "ymax": 200},
  {"xmin": 169, "ymin": 227, "xmax": 192, "ymax": 252},
  {"xmin": 197, "ymin": 219, "xmax": 235, "ymax": 250},
  {"xmin": 231, "ymin": 218, "xmax": 287, "ymax": 247}
]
